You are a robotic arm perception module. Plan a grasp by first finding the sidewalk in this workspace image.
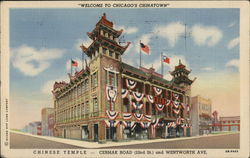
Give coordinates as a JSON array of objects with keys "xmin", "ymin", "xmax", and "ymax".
[{"xmin": 10, "ymin": 130, "xmax": 238, "ymax": 148}]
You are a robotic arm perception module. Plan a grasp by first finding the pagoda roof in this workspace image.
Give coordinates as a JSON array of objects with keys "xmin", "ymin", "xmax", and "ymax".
[
  {"xmin": 80, "ymin": 38, "xmax": 130, "ymax": 57},
  {"xmin": 170, "ymin": 59, "xmax": 191, "ymax": 75},
  {"xmin": 87, "ymin": 13, "xmax": 123, "ymax": 40},
  {"xmin": 96, "ymin": 13, "xmax": 113, "ymax": 28}
]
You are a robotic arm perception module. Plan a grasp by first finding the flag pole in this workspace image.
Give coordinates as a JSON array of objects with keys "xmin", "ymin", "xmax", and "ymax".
[
  {"xmin": 139, "ymin": 40, "xmax": 141, "ymax": 68},
  {"xmin": 161, "ymin": 52, "xmax": 163, "ymax": 76},
  {"xmin": 70, "ymin": 58, "xmax": 72, "ymax": 76},
  {"xmin": 82, "ymin": 51, "xmax": 84, "ymax": 70}
]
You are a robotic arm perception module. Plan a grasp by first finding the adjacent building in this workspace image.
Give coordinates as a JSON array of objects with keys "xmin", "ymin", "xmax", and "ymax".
[
  {"xmin": 211, "ymin": 111, "xmax": 240, "ymax": 132},
  {"xmin": 48, "ymin": 113, "xmax": 55, "ymax": 136},
  {"xmin": 219, "ymin": 116, "xmax": 240, "ymax": 132},
  {"xmin": 41, "ymin": 107, "xmax": 54, "ymax": 136},
  {"xmin": 191, "ymin": 95, "xmax": 212, "ymax": 136},
  {"xmin": 24, "ymin": 121, "xmax": 42, "ymax": 135},
  {"xmin": 52, "ymin": 13, "xmax": 195, "ymax": 143},
  {"xmin": 211, "ymin": 110, "xmax": 220, "ymax": 131}
]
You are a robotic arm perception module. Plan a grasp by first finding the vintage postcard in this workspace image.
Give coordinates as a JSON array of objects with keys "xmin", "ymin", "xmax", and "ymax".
[{"xmin": 1, "ymin": 1, "xmax": 249, "ymax": 158}]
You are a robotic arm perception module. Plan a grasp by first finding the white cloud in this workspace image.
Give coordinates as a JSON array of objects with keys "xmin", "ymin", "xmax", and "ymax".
[
  {"xmin": 153, "ymin": 22, "xmax": 185, "ymax": 47},
  {"xmin": 227, "ymin": 37, "xmax": 239, "ymax": 49},
  {"xmin": 228, "ymin": 21, "xmax": 236, "ymax": 28},
  {"xmin": 114, "ymin": 25, "xmax": 138, "ymax": 35},
  {"xmin": 201, "ymin": 67, "xmax": 213, "ymax": 71},
  {"xmin": 11, "ymin": 45, "xmax": 64, "ymax": 76},
  {"xmin": 74, "ymin": 38, "xmax": 92, "ymax": 51},
  {"xmin": 126, "ymin": 27, "xmax": 138, "ymax": 34},
  {"xmin": 225, "ymin": 59, "xmax": 239, "ymax": 69},
  {"xmin": 41, "ymin": 76, "xmax": 69, "ymax": 95},
  {"xmin": 191, "ymin": 24, "xmax": 223, "ymax": 46}
]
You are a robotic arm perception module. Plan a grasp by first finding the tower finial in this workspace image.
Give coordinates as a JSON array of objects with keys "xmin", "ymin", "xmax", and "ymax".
[
  {"xmin": 103, "ymin": 13, "xmax": 106, "ymax": 19},
  {"xmin": 179, "ymin": 59, "xmax": 182, "ymax": 65}
]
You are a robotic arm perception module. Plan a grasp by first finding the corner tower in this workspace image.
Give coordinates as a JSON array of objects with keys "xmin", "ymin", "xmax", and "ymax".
[{"xmin": 80, "ymin": 13, "xmax": 130, "ymax": 142}]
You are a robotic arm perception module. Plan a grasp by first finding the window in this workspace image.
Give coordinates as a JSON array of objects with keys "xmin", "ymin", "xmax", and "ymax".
[
  {"xmin": 100, "ymin": 30, "xmax": 104, "ymax": 35},
  {"xmin": 93, "ymin": 98, "xmax": 98, "ymax": 112},
  {"xmin": 109, "ymin": 50, "xmax": 113, "ymax": 57},
  {"xmin": 81, "ymin": 82, "xmax": 85, "ymax": 93},
  {"xmin": 115, "ymin": 53, "xmax": 119, "ymax": 59},
  {"xmin": 85, "ymin": 101, "xmax": 89, "ymax": 114},
  {"xmin": 77, "ymin": 85, "xmax": 81, "ymax": 96},
  {"xmin": 103, "ymin": 48, "xmax": 107, "ymax": 55},
  {"xmin": 109, "ymin": 72, "xmax": 115, "ymax": 86},
  {"xmin": 85, "ymin": 79, "xmax": 89, "ymax": 90},
  {"xmin": 81, "ymin": 103, "xmax": 84, "ymax": 116},
  {"xmin": 92, "ymin": 72, "xmax": 98, "ymax": 87}
]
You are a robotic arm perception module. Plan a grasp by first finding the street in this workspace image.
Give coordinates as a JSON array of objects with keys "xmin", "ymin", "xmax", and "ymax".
[
  {"xmin": 10, "ymin": 132, "xmax": 82, "ymax": 149},
  {"xmin": 103, "ymin": 133, "xmax": 240, "ymax": 149},
  {"xmin": 10, "ymin": 132, "xmax": 239, "ymax": 149}
]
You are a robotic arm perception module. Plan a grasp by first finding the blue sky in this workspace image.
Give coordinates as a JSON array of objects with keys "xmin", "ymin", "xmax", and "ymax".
[{"xmin": 10, "ymin": 8, "xmax": 240, "ymax": 129}]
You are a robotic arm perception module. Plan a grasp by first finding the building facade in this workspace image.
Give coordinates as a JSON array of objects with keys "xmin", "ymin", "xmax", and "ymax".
[
  {"xmin": 211, "ymin": 110, "xmax": 220, "ymax": 131},
  {"xmin": 218, "ymin": 116, "xmax": 240, "ymax": 132},
  {"xmin": 25, "ymin": 121, "xmax": 42, "ymax": 135},
  {"xmin": 41, "ymin": 107, "xmax": 54, "ymax": 136},
  {"xmin": 53, "ymin": 13, "xmax": 195, "ymax": 143},
  {"xmin": 191, "ymin": 95, "xmax": 212, "ymax": 136},
  {"xmin": 48, "ymin": 113, "xmax": 55, "ymax": 136}
]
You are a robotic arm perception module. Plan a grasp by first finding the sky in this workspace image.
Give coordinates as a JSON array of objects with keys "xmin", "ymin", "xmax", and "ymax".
[{"xmin": 9, "ymin": 8, "xmax": 240, "ymax": 129}]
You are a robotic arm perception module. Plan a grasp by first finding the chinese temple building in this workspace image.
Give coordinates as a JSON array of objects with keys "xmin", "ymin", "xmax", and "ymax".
[{"xmin": 52, "ymin": 13, "xmax": 195, "ymax": 143}]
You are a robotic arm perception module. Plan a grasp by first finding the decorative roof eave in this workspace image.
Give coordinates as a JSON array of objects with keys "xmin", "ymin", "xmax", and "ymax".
[
  {"xmin": 80, "ymin": 40, "xmax": 99, "ymax": 57},
  {"xmin": 170, "ymin": 68, "xmax": 191, "ymax": 76},
  {"xmin": 98, "ymin": 36, "xmax": 131, "ymax": 54},
  {"xmin": 122, "ymin": 69, "xmax": 147, "ymax": 80},
  {"xmin": 99, "ymin": 24, "xmax": 123, "ymax": 38}
]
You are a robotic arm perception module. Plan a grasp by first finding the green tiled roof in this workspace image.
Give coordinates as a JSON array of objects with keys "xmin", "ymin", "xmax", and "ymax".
[
  {"xmin": 121, "ymin": 62, "xmax": 180, "ymax": 88},
  {"xmin": 121, "ymin": 62, "xmax": 147, "ymax": 77}
]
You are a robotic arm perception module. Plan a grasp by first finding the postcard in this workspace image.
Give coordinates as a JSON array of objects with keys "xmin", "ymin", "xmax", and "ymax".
[{"xmin": 1, "ymin": 1, "xmax": 249, "ymax": 158}]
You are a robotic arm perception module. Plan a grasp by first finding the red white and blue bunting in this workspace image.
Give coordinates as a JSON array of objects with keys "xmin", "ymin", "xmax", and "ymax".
[
  {"xmin": 106, "ymin": 86, "xmax": 117, "ymax": 102},
  {"xmin": 181, "ymin": 124, "xmax": 192, "ymax": 128},
  {"xmin": 153, "ymin": 87, "xmax": 162, "ymax": 96},
  {"xmin": 132, "ymin": 102, "xmax": 144, "ymax": 110},
  {"xmin": 172, "ymin": 93, "xmax": 179, "ymax": 100},
  {"xmin": 133, "ymin": 113, "xmax": 143, "ymax": 121},
  {"xmin": 144, "ymin": 115, "xmax": 152, "ymax": 122},
  {"xmin": 166, "ymin": 99, "xmax": 172, "ymax": 106},
  {"xmin": 132, "ymin": 91, "xmax": 144, "ymax": 102},
  {"xmin": 126, "ymin": 79, "xmax": 137, "ymax": 90},
  {"xmin": 187, "ymin": 104, "xmax": 190, "ymax": 112},
  {"xmin": 176, "ymin": 117, "xmax": 185, "ymax": 125},
  {"xmin": 122, "ymin": 89, "xmax": 129, "ymax": 98},
  {"xmin": 122, "ymin": 113, "xmax": 132, "ymax": 120},
  {"xmin": 173, "ymin": 109, "xmax": 180, "ymax": 114},
  {"xmin": 151, "ymin": 118, "xmax": 159, "ymax": 128},
  {"xmin": 104, "ymin": 120, "xmax": 119, "ymax": 128},
  {"xmin": 167, "ymin": 122, "xmax": 176, "ymax": 128},
  {"xmin": 106, "ymin": 110, "xmax": 119, "ymax": 120},
  {"xmin": 167, "ymin": 122, "xmax": 173, "ymax": 128},
  {"xmin": 171, "ymin": 122, "xmax": 177, "ymax": 128},
  {"xmin": 122, "ymin": 121, "xmax": 135, "ymax": 128},
  {"xmin": 181, "ymin": 103, "xmax": 185, "ymax": 109},
  {"xmin": 140, "ymin": 122, "xmax": 151, "ymax": 128},
  {"xmin": 146, "ymin": 95, "xmax": 154, "ymax": 103},
  {"xmin": 173, "ymin": 101, "xmax": 179, "ymax": 109},
  {"xmin": 155, "ymin": 104, "xmax": 165, "ymax": 111}
]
